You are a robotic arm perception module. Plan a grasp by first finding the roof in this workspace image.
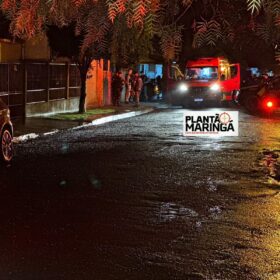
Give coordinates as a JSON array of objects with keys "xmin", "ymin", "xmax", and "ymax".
[{"xmin": 186, "ymin": 57, "xmax": 228, "ymax": 67}]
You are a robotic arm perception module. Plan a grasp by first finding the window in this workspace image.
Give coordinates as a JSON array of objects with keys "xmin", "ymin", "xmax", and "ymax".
[
  {"xmin": 148, "ymin": 64, "xmax": 156, "ymax": 72},
  {"xmin": 230, "ymin": 65, "xmax": 238, "ymax": 79},
  {"xmin": 185, "ymin": 67, "xmax": 218, "ymax": 81}
]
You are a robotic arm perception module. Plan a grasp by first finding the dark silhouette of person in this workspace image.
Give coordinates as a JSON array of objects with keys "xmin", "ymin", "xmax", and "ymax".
[{"xmin": 112, "ymin": 71, "xmax": 124, "ymax": 106}]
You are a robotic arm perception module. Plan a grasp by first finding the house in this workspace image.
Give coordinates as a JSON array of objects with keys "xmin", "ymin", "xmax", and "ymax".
[
  {"xmin": 138, "ymin": 63, "xmax": 163, "ymax": 79},
  {"xmin": 0, "ymin": 35, "xmax": 111, "ymax": 117}
]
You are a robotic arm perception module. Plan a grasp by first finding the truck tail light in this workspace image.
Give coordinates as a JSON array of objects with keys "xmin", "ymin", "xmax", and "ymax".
[
  {"xmin": 263, "ymin": 98, "xmax": 276, "ymax": 111},
  {"xmin": 266, "ymin": 101, "xmax": 274, "ymax": 108}
]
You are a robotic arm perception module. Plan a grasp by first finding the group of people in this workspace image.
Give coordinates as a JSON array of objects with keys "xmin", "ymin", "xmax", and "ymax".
[
  {"xmin": 111, "ymin": 69, "xmax": 143, "ymax": 107},
  {"xmin": 111, "ymin": 69, "xmax": 163, "ymax": 107}
]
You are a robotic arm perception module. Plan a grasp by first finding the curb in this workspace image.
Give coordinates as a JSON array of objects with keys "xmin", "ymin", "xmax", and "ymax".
[
  {"xmin": 13, "ymin": 107, "xmax": 154, "ymax": 143},
  {"xmin": 73, "ymin": 108, "xmax": 154, "ymax": 130}
]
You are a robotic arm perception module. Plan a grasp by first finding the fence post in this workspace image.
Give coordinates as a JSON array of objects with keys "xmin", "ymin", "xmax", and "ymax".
[
  {"xmin": 23, "ymin": 62, "xmax": 27, "ymax": 118},
  {"xmin": 7, "ymin": 63, "xmax": 10, "ymax": 108},
  {"xmin": 66, "ymin": 62, "xmax": 70, "ymax": 99},
  {"xmin": 46, "ymin": 62, "xmax": 50, "ymax": 102}
]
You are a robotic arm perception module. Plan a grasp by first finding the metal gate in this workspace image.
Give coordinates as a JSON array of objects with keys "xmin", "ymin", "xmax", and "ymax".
[
  {"xmin": 0, "ymin": 63, "xmax": 25, "ymax": 117},
  {"xmin": 0, "ymin": 62, "xmax": 81, "ymax": 118}
]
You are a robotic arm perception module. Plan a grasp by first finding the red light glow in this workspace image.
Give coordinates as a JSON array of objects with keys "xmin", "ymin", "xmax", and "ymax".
[{"xmin": 266, "ymin": 101, "xmax": 274, "ymax": 108}]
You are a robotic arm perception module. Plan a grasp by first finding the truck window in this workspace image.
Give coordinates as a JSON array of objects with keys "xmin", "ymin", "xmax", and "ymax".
[
  {"xmin": 185, "ymin": 67, "xmax": 218, "ymax": 81},
  {"xmin": 170, "ymin": 65, "xmax": 184, "ymax": 80},
  {"xmin": 220, "ymin": 65, "xmax": 230, "ymax": 80},
  {"xmin": 230, "ymin": 66, "xmax": 238, "ymax": 78}
]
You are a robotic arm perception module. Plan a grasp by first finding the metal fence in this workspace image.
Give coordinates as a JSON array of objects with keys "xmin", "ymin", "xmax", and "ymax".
[
  {"xmin": 0, "ymin": 62, "xmax": 81, "ymax": 117},
  {"xmin": 0, "ymin": 63, "xmax": 25, "ymax": 117}
]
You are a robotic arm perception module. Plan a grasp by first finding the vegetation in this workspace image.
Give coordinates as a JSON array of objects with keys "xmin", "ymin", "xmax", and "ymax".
[
  {"xmin": 1, "ymin": 0, "xmax": 279, "ymax": 62},
  {"xmin": 48, "ymin": 108, "xmax": 116, "ymax": 121},
  {"xmin": 0, "ymin": 0, "xmax": 194, "ymax": 112},
  {"xmin": 247, "ymin": 0, "xmax": 280, "ymax": 62}
]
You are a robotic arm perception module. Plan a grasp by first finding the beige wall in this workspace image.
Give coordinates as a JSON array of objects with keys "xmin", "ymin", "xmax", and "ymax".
[
  {"xmin": 0, "ymin": 41, "xmax": 22, "ymax": 62},
  {"xmin": 24, "ymin": 34, "xmax": 51, "ymax": 60},
  {"xmin": 0, "ymin": 34, "xmax": 51, "ymax": 62}
]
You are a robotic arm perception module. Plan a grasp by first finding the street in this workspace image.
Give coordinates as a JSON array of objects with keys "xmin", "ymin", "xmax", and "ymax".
[{"xmin": 1, "ymin": 106, "xmax": 280, "ymax": 280}]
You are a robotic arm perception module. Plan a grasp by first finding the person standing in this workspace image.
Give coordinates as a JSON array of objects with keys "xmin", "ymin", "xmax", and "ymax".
[
  {"xmin": 125, "ymin": 68, "xmax": 133, "ymax": 104},
  {"xmin": 133, "ymin": 72, "xmax": 143, "ymax": 107},
  {"xmin": 112, "ymin": 71, "xmax": 124, "ymax": 106},
  {"xmin": 156, "ymin": 75, "xmax": 162, "ymax": 100},
  {"xmin": 140, "ymin": 71, "xmax": 149, "ymax": 101}
]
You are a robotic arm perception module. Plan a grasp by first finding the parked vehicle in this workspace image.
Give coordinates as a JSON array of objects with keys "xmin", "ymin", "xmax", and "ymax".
[
  {"xmin": 241, "ymin": 76, "xmax": 280, "ymax": 115},
  {"xmin": 0, "ymin": 98, "xmax": 13, "ymax": 162},
  {"xmin": 167, "ymin": 57, "xmax": 240, "ymax": 107}
]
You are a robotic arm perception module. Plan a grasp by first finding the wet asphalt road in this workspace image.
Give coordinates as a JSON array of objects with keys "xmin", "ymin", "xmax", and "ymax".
[{"xmin": 1, "ymin": 105, "xmax": 280, "ymax": 280}]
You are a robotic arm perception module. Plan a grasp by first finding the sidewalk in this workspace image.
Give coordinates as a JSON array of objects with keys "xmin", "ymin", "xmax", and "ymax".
[{"xmin": 13, "ymin": 103, "xmax": 156, "ymax": 137}]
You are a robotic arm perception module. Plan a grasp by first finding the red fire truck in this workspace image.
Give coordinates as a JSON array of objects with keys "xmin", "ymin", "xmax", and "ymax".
[{"xmin": 168, "ymin": 57, "xmax": 240, "ymax": 107}]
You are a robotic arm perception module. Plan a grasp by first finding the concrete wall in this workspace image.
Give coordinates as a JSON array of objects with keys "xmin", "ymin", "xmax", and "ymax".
[
  {"xmin": 103, "ymin": 70, "xmax": 112, "ymax": 106},
  {"xmin": 0, "ymin": 35, "xmax": 51, "ymax": 62},
  {"xmin": 86, "ymin": 59, "xmax": 112, "ymax": 109},
  {"xmin": 0, "ymin": 41, "xmax": 22, "ymax": 62},
  {"xmin": 26, "ymin": 98, "xmax": 79, "ymax": 117},
  {"xmin": 24, "ymin": 35, "xmax": 51, "ymax": 61},
  {"xmin": 86, "ymin": 60, "xmax": 103, "ymax": 108}
]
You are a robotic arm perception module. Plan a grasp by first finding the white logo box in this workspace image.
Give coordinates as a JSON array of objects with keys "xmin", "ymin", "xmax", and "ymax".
[{"xmin": 183, "ymin": 111, "xmax": 239, "ymax": 137}]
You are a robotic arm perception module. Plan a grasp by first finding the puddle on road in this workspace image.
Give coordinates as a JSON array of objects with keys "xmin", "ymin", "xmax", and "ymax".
[
  {"xmin": 156, "ymin": 202, "xmax": 224, "ymax": 227},
  {"xmin": 259, "ymin": 150, "xmax": 280, "ymax": 186},
  {"xmin": 230, "ymin": 187, "xmax": 280, "ymax": 280},
  {"xmin": 158, "ymin": 202, "xmax": 199, "ymax": 223}
]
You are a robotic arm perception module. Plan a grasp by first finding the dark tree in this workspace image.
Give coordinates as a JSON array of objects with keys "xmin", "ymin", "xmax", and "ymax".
[{"xmin": 46, "ymin": 24, "xmax": 90, "ymax": 113}]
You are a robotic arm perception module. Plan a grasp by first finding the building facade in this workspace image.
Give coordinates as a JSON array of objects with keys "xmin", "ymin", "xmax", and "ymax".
[{"xmin": 0, "ymin": 36, "xmax": 111, "ymax": 117}]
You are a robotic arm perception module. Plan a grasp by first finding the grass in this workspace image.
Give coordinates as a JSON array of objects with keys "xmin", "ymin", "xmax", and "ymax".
[{"xmin": 48, "ymin": 108, "xmax": 116, "ymax": 121}]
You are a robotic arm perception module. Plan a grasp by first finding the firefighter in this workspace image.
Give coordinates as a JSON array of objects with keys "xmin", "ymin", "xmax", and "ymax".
[
  {"xmin": 133, "ymin": 72, "xmax": 143, "ymax": 107},
  {"xmin": 125, "ymin": 68, "xmax": 133, "ymax": 104}
]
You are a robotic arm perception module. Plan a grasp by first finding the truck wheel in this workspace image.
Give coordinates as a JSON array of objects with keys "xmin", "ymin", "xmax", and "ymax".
[
  {"xmin": 170, "ymin": 99, "xmax": 182, "ymax": 106},
  {"xmin": 182, "ymin": 99, "xmax": 193, "ymax": 108},
  {"xmin": 237, "ymin": 91, "xmax": 246, "ymax": 106},
  {"xmin": 244, "ymin": 95, "xmax": 260, "ymax": 114}
]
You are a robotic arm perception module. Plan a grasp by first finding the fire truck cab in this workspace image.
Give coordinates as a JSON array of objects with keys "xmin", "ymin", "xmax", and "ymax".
[{"xmin": 168, "ymin": 57, "xmax": 240, "ymax": 107}]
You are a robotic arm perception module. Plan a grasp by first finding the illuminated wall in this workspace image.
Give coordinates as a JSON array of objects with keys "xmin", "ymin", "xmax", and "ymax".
[
  {"xmin": 86, "ymin": 59, "xmax": 112, "ymax": 108},
  {"xmin": 0, "ymin": 40, "xmax": 22, "ymax": 62},
  {"xmin": 24, "ymin": 35, "xmax": 51, "ymax": 60}
]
